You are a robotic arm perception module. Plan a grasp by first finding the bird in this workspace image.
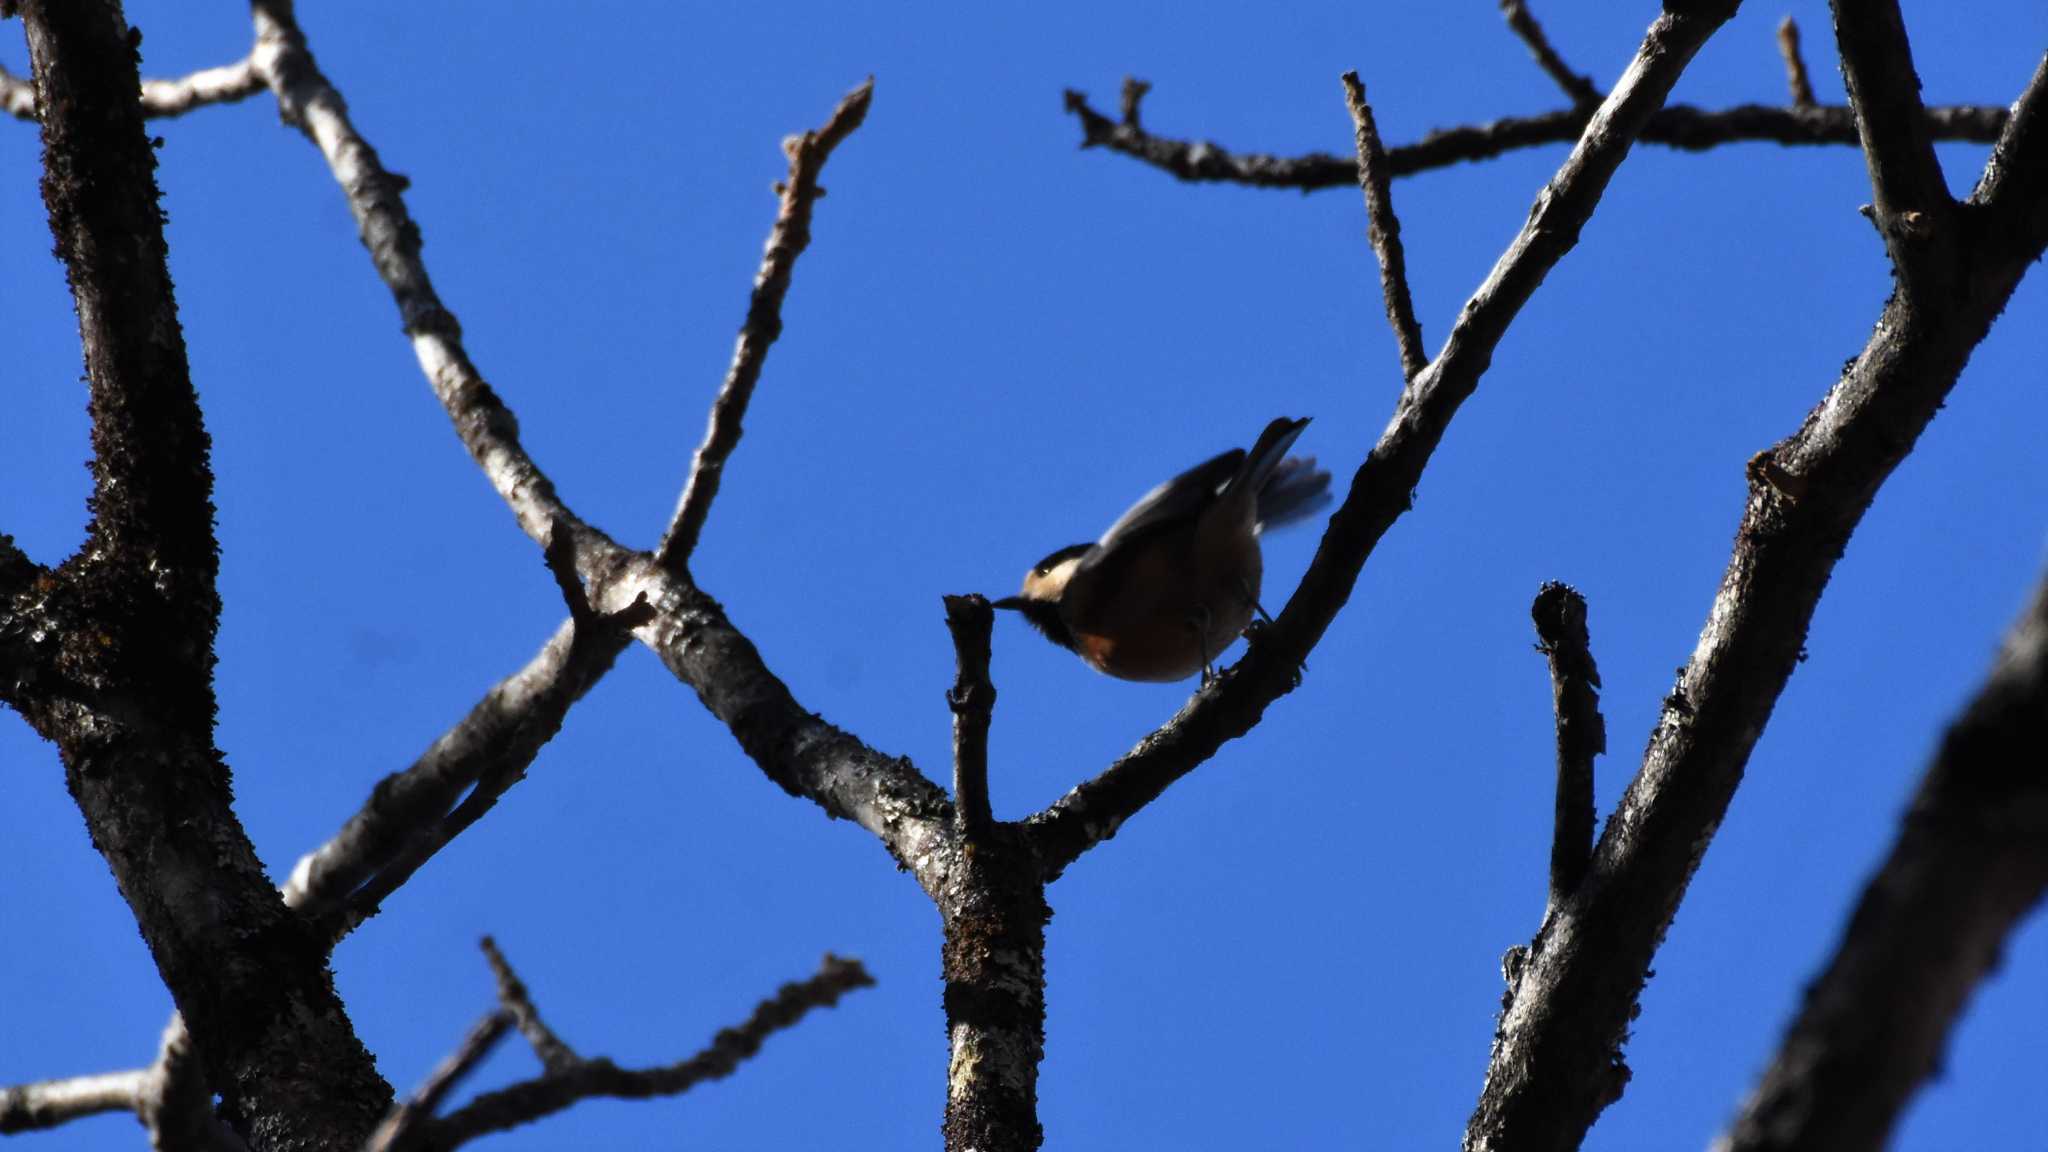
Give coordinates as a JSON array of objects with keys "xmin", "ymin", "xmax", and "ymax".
[{"xmin": 993, "ymin": 416, "xmax": 1333, "ymax": 682}]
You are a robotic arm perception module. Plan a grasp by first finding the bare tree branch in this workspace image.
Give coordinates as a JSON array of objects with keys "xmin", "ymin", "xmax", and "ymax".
[
  {"xmin": 1027, "ymin": 0, "xmax": 1745, "ymax": 882},
  {"xmin": 654, "ymin": 79, "xmax": 875, "ymax": 576},
  {"xmin": 1966, "ymin": 52, "xmax": 2048, "ymax": 236},
  {"xmin": 1830, "ymin": 0, "xmax": 1955, "ymax": 294},
  {"xmin": 0, "ymin": 1069, "xmax": 145, "ymax": 1133},
  {"xmin": 1117, "ymin": 75, "xmax": 1151, "ymax": 128},
  {"xmin": 2, "ymin": 55, "xmax": 262, "ymax": 122},
  {"xmin": 248, "ymin": 0, "xmax": 588, "ymax": 555},
  {"xmin": 11, "ymin": 3, "xmax": 389, "ymax": 1147},
  {"xmin": 1777, "ymin": 17, "xmax": 1817, "ymax": 107},
  {"xmin": 613, "ymin": 558, "xmax": 956, "ymax": 892},
  {"xmin": 944, "ymin": 594, "xmax": 997, "ymax": 841},
  {"xmin": 139, "ymin": 1016, "xmax": 245, "ymax": 1152},
  {"xmin": 416, "ymin": 954, "xmax": 874, "ymax": 1151},
  {"xmin": 286, "ymin": 522, "xmax": 654, "ymax": 935},
  {"xmin": 1500, "ymin": 0, "xmax": 1602, "ymax": 107},
  {"xmin": 1341, "ymin": 72, "xmax": 1427, "ymax": 382},
  {"xmin": 364, "ymin": 1012, "xmax": 513, "ymax": 1152},
  {"xmin": 1531, "ymin": 582, "xmax": 1603, "ymax": 908},
  {"xmin": 479, "ymin": 937, "xmax": 581, "ymax": 1074},
  {"xmin": 1465, "ymin": 46, "xmax": 2048, "ymax": 1152},
  {"xmin": 1717, "ymin": 570, "xmax": 2048, "ymax": 1152},
  {"xmin": 1060, "ymin": 88, "xmax": 2008, "ymax": 192}
]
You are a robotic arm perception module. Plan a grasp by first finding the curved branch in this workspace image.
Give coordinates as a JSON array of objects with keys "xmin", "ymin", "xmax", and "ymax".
[
  {"xmin": 2, "ymin": 56, "xmax": 262, "ymax": 122},
  {"xmin": 1061, "ymin": 89, "xmax": 2008, "ymax": 192},
  {"xmin": 1028, "ymin": 0, "xmax": 1745, "ymax": 882},
  {"xmin": 1717, "ymin": 570, "xmax": 2048, "ymax": 1152},
  {"xmin": 1465, "ymin": 49, "xmax": 2048, "ymax": 1152},
  {"xmin": 0, "ymin": 1070, "xmax": 144, "ymax": 1133}
]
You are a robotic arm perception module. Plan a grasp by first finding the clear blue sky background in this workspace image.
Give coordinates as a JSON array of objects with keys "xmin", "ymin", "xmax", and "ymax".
[{"xmin": 4, "ymin": 3, "xmax": 2045, "ymax": 1149}]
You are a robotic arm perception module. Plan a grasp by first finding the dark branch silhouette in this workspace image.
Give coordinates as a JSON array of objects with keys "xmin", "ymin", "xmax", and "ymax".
[
  {"xmin": 1466, "ymin": 36, "xmax": 2048, "ymax": 1152},
  {"xmin": 1341, "ymin": 72, "xmax": 1427, "ymax": 382},
  {"xmin": 1531, "ymin": 582, "xmax": 1603, "ymax": 908},
  {"xmin": 1718, "ymin": 567, "xmax": 2048, "ymax": 1152}
]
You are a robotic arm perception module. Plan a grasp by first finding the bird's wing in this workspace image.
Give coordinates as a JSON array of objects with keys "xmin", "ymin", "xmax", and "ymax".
[{"xmin": 1083, "ymin": 447, "xmax": 1245, "ymax": 568}]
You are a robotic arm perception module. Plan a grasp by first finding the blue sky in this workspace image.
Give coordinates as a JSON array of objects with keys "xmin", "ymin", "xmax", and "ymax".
[{"xmin": 3, "ymin": 3, "xmax": 2045, "ymax": 1149}]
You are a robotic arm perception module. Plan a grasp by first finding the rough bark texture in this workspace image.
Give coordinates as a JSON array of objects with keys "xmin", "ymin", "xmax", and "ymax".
[
  {"xmin": 941, "ymin": 829, "xmax": 1050, "ymax": 1152},
  {"xmin": 8, "ymin": 2, "xmax": 390, "ymax": 1148}
]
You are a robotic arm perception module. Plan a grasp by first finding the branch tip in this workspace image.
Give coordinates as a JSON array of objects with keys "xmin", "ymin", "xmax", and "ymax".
[
  {"xmin": 1341, "ymin": 70, "xmax": 1429, "ymax": 382},
  {"xmin": 1500, "ymin": 0, "xmax": 1604, "ymax": 107},
  {"xmin": 944, "ymin": 594, "xmax": 998, "ymax": 839}
]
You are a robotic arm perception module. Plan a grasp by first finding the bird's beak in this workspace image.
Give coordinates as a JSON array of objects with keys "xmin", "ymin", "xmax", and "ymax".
[{"xmin": 991, "ymin": 596, "xmax": 1029, "ymax": 611}]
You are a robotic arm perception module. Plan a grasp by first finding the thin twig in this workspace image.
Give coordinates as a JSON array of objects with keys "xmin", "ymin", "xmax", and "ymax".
[
  {"xmin": 1061, "ymin": 87, "xmax": 2007, "ymax": 191},
  {"xmin": 944, "ymin": 594, "xmax": 997, "ymax": 841},
  {"xmin": 1717, "ymin": 571, "xmax": 2048, "ymax": 1152},
  {"xmin": 363, "ymin": 1011, "xmax": 513, "ymax": 1152},
  {"xmin": 1530, "ymin": 583, "xmax": 1603, "ymax": 907},
  {"xmin": 1829, "ymin": 0, "xmax": 1956, "ymax": 295},
  {"xmin": 654, "ymin": 79, "xmax": 875, "ymax": 576},
  {"xmin": 1500, "ymin": 0, "xmax": 1603, "ymax": 106},
  {"xmin": 419, "ymin": 956, "xmax": 875, "ymax": 1150},
  {"xmin": 1341, "ymin": 72, "xmax": 1428, "ymax": 382},
  {"xmin": 1777, "ymin": 17, "xmax": 1817, "ymax": 106},
  {"xmin": 1027, "ymin": 1, "xmax": 1745, "ymax": 883},
  {"xmin": 479, "ymin": 937, "xmax": 582, "ymax": 1075}
]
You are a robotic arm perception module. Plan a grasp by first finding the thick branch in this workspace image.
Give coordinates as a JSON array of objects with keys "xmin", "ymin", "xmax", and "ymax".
[
  {"xmin": 418, "ymin": 955, "xmax": 874, "ymax": 1151},
  {"xmin": 249, "ymin": 0, "xmax": 587, "ymax": 553},
  {"xmin": 1340, "ymin": 72, "xmax": 1427, "ymax": 382},
  {"xmin": 1028, "ymin": 0, "xmax": 1744, "ymax": 881},
  {"xmin": 1829, "ymin": 0, "xmax": 1955, "ymax": 293},
  {"xmin": 1061, "ymin": 88, "xmax": 2007, "ymax": 191},
  {"xmin": 1718, "ymin": 572, "xmax": 2048, "ymax": 1152},
  {"xmin": 940, "ymin": 831, "xmax": 1048, "ymax": 1152},
  {"xmin": 1500, "ymin": 0, "xmax": 1602, "ymax": 106},
  {"xmin": 1465, "ymin": 50, "xmax": 2048, "ymax": 1152},
  {"xmin": 655, "ymin": 79, "xmax": 875, "ymax": 575},
  {"xmin": 15, "ymin": 2, "xmax": 388, "ymax": 1147},
  {"xmin": 1531, "ymin": 583, "xmax": 1603, "ymax": 906}
]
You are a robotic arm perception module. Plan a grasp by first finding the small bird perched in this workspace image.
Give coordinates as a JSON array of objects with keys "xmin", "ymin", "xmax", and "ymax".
[{"xmin": 994, "ymin": 416, "xmax": 1333, "ymax": 682}]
